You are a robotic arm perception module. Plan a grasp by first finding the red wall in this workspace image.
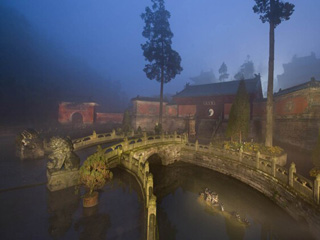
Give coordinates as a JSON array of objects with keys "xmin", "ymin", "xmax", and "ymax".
[
  {"xmin": 178, "ymin": 105, "xmax": 196, "ymax": 117},
  {"xmin": 275, "ymin": 96, "xmax": 308, "ymax": 116},
  {"xmin": 96, "ymin": 113, "xmax": 123, "ymax": 124},
  {"xmin": 174, "ymin": 93, "xmax": 260, "ymax": 120},
  {"xmin": 136, "ymin": 101, "xmax": 164, "ymax": 115},
  {"xmin": 58, "ymin": 102, "xmax": 96, "ymax": 124},
  {"xmin": 166, "ymin": 105, "xmax": 177, "ymax": 116}
]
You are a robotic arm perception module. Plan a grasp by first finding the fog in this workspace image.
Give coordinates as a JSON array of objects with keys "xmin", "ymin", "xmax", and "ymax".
[{"xmin": 1, "ymin": 0, "xmax": 320, "ymax": 124}]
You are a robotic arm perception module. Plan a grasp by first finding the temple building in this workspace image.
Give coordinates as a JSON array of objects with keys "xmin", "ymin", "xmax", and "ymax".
[
  {"xmin": 173, "ymin": 74, "xmax": 262, "ymax": 120},
  {"xmin": 131, "ymin": 75, "xmax": 262, "ymax": 133},
  {"xmin": 130, "ymin": 76, "xmax": 320, "ymax": 150}
]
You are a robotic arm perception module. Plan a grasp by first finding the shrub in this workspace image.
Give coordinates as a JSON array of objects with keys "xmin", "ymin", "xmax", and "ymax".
[
  {"xmin": 223, "ymin": 141, "xmax": 284, "ymax": 156},
  {"xmin": 79, "ymin": 146, "xmax": 113, "ymax": 196}
]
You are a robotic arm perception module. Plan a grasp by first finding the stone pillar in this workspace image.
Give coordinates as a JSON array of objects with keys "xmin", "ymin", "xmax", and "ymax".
[
  {"xmin": 143, "ymin": 162, "xmax": 149, "ymax": 188},
  {"xmin": 271, "ymin": 157, "xmax": 276, "ymax": 177},
  {"xmin": 92, "ymin": 130, "xmax": 97, "ymax": 139},
  {"xmin": 145, "ymin": 161, "xmax": 149, "ymax": 174},
  {"xmin": 146, "ymin": 173, "xmax": 153, "ymax": 207},
  {"xmin": 314, "ymin": 174, "xmax": 320, "ymax": 204},
  {"xmin": 289, "ymin": 162, "xmax": 296, "ymax": 187},
  {"xmin": 147, "ymin": 194, "xmax": 157, "ymax": 240},
  {"xmin": 143, "ymin": 132, "xmax": 147, "ymax": 145},
  {"xmin": 139, "ymin": 155, "xmax": 144, "ymax": 179},
  {"xmin": 123, "ymin": 137, "xmax": 128, "ymax": 151},
  {"xmin": 174, "ymin": 131, "xmax": 177, "ymax": 141},
  {"xmin": 130, "ymin": 129, "xmax": 135, "ymax": 137},
  {"xmin": 195, "ymin": 140, "xmax": 199, "ymax": 151},
  {"xmin": 111, "ymin": 129, "xmax": 116, "ymax": 139},
  {"xmin": 183, "ymin": 133, "xmax": 188, "ymax": 143},
  {"xmin": 117, "ymin": 147, "xmax": 122, "ymax": 164},
  {"xmin": 129, "ymin": 151, "xmax": 133, "ymax": 170},
  {"xmin": 239, "ymin": 146, "xmax": 243, "ymax": 162},
  {"xmin": 256, "ymin": 151, "xmax": 260, "ymax": 169},
  {"xmin": 161, "ymin": 132, "xmax": 165, "ymax": 142}
]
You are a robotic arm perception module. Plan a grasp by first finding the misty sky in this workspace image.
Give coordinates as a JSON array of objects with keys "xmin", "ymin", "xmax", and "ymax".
[{"xmin": 2, "ymin": 0, "xmax": 320, "ymax": 98}]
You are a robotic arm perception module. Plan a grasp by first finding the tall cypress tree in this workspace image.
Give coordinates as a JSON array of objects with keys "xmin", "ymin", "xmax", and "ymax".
[
  {"xmin": 226, "ymin": 80, "xmax": 250, "ymax": 143},
  {"xmin": 253, "ymin": 0, "xmax": 295, "ymax": 146},
  {"xmin": 218, "ymin": 62, "xmax": 229, "ymax": 82},
  {"xmin": 141, "ymin": 0, "xmax": 183, "ymax": 127}
]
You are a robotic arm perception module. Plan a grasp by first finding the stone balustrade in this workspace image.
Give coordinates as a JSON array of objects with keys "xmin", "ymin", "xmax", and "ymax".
[
  {"xmin": 72, "ymin": 129, "xmax": 135, "ymax": 150},
  {"xmin": 181, "ymin": 140, "xmax": 320, "ymax": 237},
  {"xmin": 73, "ymin": 130, "xmax": 186, "ymax": 240},
  {"xmin": 73, "ymin": 130, "xmax": 320, "ymax": 239},
  {"xmin": 183, "ymin": 140, "xmax": 320, "ymax": 206}
]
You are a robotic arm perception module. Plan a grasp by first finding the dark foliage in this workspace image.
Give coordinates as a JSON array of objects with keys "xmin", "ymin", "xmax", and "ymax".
[
  {"xmin": 141, "ymin": 0, "xmax": 182, "ymax": 125},
  {"xmin": 141, "ymin": 0, "xmax": 182, "ymax": 83},
  {"xmin": 253, "ymin": 0, "xmax": 295, "ymax": 146},
  {"xmin": 253, "ymin": 0, "xmax": 295, "ymax": 28},
  {"xmin": 218, "ymin": 62, "xmax": 229, "ymax": 82},
  {"xmin": 234, "ymin": 56, "xmax": 255, "ymax": 80},
  {"xmin": 226, "ymin": 80, "xmax": 250, "ymax": 142}
]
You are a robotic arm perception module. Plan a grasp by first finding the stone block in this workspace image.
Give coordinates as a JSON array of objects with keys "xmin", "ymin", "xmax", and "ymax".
[{"xmin": 47, "ymin": 169, "xmax": 79, "ymax": 192}]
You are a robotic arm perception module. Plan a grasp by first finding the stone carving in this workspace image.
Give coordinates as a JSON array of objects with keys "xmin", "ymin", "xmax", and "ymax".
[
  {"xmin": 16, "ymin": 129, "xmax": 44, "ymax": 159},
  {"xmin": 47, "ymin": 137, "xmax": 80, "ymax": 172},
  {"xmin": 47, "ymin": 137, "xmax": 80, "ymax": 192}
]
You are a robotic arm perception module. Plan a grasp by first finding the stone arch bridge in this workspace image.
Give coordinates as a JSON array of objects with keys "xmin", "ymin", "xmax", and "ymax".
[{"xmin": 72, "ymin": 131, "xmax": 320, "ymax": 240}]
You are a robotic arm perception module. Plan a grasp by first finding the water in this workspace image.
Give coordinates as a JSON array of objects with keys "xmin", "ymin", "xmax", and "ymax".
[
  {"xmin": 151, "ymin": 162, "xmax": 315, "ymax": 240},
  {"xmin": 0, "ymin": 135, "xmax": 316, "ymax": 240},
  {"xmin": 0, "ymin": 136, "xmax": 144, "ymax": 240}
]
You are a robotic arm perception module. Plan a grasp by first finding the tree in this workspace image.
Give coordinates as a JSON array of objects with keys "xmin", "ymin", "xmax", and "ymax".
[
  {"xmin": 141, "ymin": 0, "xmax": 183, "ymax": 127},
  {"xmin": 253, "ymin": 0, "xmax": 295, "ymax": 146},
  {"xmin": 226, "ymin": 80, "xmax": 250, "ymax": 143},
  {"xmin": 234, "ymin": 56, "xmax": 255, "ymax": 80},
  {"xmin": 218, "ymin": 62, "xmax": 229, "ymax": 82}
]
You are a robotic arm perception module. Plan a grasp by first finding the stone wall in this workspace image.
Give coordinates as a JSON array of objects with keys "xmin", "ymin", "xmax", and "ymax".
[
  {"xmin": 252, "ymin": 86, "xmax": 320, "ymax": 150},
  {"xmin": 132, "ymin": 115, "xmax": 185, "ymax": 132},
  {"xmin": 96, "ymin": 112, "xmax": 123, "ymax": 124}
]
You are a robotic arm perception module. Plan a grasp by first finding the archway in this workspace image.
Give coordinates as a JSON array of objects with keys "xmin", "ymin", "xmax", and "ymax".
[
  {"xmin": 147, "ymin": 153, "xmax": 162, "ymax": 166},
  {"xmin": 71, "ymin": 112, "xmax": 83, "ymax": 125}
]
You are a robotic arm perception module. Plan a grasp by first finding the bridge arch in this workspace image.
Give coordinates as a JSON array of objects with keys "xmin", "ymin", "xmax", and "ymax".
[{"xmin": 146, "ymin": 153, "xmax": 164, "ymax": 165}]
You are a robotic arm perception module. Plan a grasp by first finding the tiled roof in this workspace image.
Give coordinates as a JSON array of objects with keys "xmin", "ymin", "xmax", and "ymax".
[
  {"xmin": 174, "ymin": 76, "xmax": 261, "ymax": 98},
  {"xmin": 275, "ymin": 78, "xmax": 320, "ymax": 96}
]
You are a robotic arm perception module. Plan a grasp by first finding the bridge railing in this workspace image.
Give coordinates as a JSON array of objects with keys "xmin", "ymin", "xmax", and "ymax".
[
  {"xmin": 72, "ymin": 129, "xmax": 134, "ymax": 150},
  {"xmin": 73, "ymin": 130, "xmax": 186, "ymax": 240},
  {"xmin": 73, "ymin": 130, "xmax": 186, "ymax": 151},
  {"xmin": 183, "ymin": 140, "xmax": 320, "ymax": 206}
]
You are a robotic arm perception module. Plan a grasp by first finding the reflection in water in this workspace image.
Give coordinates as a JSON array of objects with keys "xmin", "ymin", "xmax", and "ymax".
[
  {"xmin": 157, "ymin": 206, "xmax": 177, "ymax": 240},
  {"xmin": 150, "ymin": 161, "xmax": 314, "ymax": 240},
  {"xmin": 44, "ymin": 168, "xmax": 144, "ymax": 240},
  {"xmin": 74, "ymin": 205, "xmax": 110, "ymax": 240},
  {"xmin": 47, "ymin": 186, "xmax": 80, "ymax": 238}
]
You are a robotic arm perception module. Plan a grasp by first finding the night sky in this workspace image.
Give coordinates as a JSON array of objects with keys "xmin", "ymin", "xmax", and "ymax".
[{"xmin": 2, "ymin": 0, "xmax": 320, "ymax": 98}]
